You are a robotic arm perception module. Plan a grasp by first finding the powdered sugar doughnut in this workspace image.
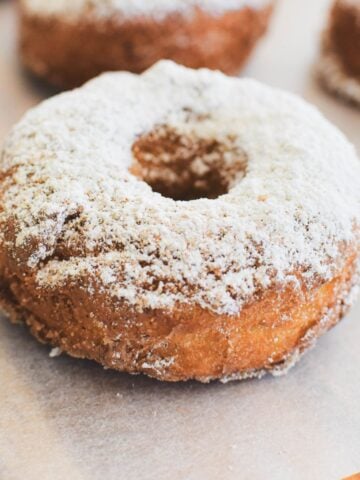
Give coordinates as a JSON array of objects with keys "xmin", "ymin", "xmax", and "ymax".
[
  {"xmin": 318, "ymin": 0, "xmax": 360, "ymax": 106},
  {"xmin": 1, "ymin": 61, "xmax": 359, "ymax": 382},
  {"xmin": 18, "ymin": 0, "xmax": 274, "ymax": 89}
]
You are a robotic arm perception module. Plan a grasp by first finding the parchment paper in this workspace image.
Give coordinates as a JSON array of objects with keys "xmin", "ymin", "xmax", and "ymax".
[{"xmin": 0, "ymin": 0, "xmax": 359, "ymax": 478}]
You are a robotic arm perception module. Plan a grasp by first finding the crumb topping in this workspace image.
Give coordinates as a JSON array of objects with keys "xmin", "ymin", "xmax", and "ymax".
[{"xmin": 1, "ymin": 61, "xmax": 359, "ymax": 314}]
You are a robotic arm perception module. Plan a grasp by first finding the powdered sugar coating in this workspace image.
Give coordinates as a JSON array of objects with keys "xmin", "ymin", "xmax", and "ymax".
[
  {"xmin": 1, "ymin": 61, "xmax": 360, "ymax": 315},
  {"xmin": 21, "ymin": 0, "xmax": 272, "ymax": 19}
]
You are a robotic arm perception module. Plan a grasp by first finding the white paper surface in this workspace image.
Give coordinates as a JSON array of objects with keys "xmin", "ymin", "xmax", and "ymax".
[{"xmin": 0, "ymin": 0, "xmax": 359, "ymax": 478}]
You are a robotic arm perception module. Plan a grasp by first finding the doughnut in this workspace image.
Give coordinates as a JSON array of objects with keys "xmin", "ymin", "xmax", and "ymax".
[
  {"xmin": 19, "ymin": 0, "xmax": 274, "ymax": 89},
  {"xmin": 1, "ymin": 61, "xmax": 359, "ymax": 383},
  {"xmin": 318, "ymin": 0, "xmax": 360, "ymax": 106}
]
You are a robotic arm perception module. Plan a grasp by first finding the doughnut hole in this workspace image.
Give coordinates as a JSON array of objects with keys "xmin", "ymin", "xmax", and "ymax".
[{"xmin": 131, "ymin": 126, "xmax": 247, "ymax": 201}]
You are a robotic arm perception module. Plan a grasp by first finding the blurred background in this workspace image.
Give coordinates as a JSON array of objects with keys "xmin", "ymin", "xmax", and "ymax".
[{"xmin": 1, "ymin": 0, "xmax": 359, "ymax": 147}]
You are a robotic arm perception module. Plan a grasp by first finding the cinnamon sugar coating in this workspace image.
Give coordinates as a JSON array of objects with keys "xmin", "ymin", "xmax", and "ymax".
[
  {"xmin": 0, "ymin": 62, "xmax": 359, "ymax": 381},
  {"xmin": 19, "ymin": 0, "xmax": 274, "ymax": 89}
]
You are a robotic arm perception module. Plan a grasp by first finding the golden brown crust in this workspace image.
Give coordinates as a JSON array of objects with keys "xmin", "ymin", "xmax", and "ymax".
[
  {"xmin": 0, "ymin": 245, "xmax": 357, "ymax": 382},
  {"xmin": 343, "ymin": 474, "xmax": 360, "ymax": 480},
  {"xmin": 19, "ymin": 5, "xmax": 273, "ymax": 89},
  {"xmin": 1, "ymin": 55, "xmax": 359, "ymax": 382},
  {"xmin": 317, "ymin": 0, "xmax": 360, "ymax": 106}
]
